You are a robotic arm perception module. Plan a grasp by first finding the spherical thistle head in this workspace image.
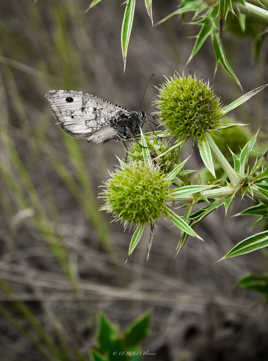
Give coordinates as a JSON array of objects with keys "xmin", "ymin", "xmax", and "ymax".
[
  {"xmin": 128, "ymin": 136, "xmax": 181, "ymax": 174},
  {"xmin": 156, "ymin": 75, "xmax": 223, "ymax": 142},
  {"xmin": 102, "ymin": 162, "xmax": 171, "ymax": 226}
]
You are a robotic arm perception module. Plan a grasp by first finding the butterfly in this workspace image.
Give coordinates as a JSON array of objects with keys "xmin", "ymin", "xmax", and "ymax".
[{"xmin": 45, "ymin": 90, "xmax": 146, "ymax": 144}]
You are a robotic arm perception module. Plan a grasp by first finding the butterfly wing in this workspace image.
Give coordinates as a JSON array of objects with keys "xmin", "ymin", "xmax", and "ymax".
[{"xmin": 45, "ymin": 90, "xmax": 127, "ymax": 143}]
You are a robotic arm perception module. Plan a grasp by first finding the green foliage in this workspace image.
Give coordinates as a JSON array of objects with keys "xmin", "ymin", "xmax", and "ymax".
[
  {"xmin": 128, "ymin": 136, "xmax": 182, "ymax": 174},
  {"xmin": 156, "ymin": 75, "xmax": 223, "ymax": 142},
  {"xmin": 92, "ymin": 312, "xmax": 151, "ymax": 361},
  {"xmin": 239, "ymin": 274, "xmax": 268, "ymax": 298}
]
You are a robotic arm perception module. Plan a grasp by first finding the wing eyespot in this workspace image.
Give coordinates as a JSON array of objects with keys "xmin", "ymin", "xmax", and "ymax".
[{"xmin": 66, "ymin": 97, "xmax": 74, "ymax": 103}]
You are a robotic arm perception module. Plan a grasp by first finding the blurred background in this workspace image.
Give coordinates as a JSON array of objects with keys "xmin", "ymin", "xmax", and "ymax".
[{"xmin": 0, "ymin": 0, "xmax": 268, "ymax": 360}]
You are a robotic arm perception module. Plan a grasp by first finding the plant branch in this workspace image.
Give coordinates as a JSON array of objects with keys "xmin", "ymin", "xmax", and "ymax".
[{"xmin": 239, "ymin": 2, "xmax": 268, "ymax": 24}]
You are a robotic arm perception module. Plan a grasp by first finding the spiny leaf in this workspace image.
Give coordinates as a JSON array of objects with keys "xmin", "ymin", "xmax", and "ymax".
[
  {"xmin": 121, "ymin": 0, "xmax": 136, "ymax": 71},
  {"xmin": 222, "ymin": 84, "xmax": 268, "ymax": 115},
  {"xmin": 220, "ymin": 230, "xmax": 268, "ymax": 260},
  {"xmin": 212, "ymin": 32, "xmax": 241, "ymax": 88},
  {"xmin": 166, "ymin": 207, "xmax": 202, "ymax": 240},
  {"xmin": 169, "ymin": 185, "xmax": 215, "ymax": 200},
  {"xmin": 187, "ymin": 17, "xmax": 214, "ymax": 64},
  {"xmin": 198, "ymin": 137, "xmax": 215, "ymax": 177},
  {"xmin": 239, "ymin": 132, "xmax": 258, "ymax": 176},
  {"xmin": 128, "ymin": 224, "xmax": 145, "ymax": 255},
  {"xmin": 166, "ymin": 156, "xmax": 189, "ymax": 182},
  {"xmin": 140, "ymin": 128, "xmax": 153, "ymax": 168}
]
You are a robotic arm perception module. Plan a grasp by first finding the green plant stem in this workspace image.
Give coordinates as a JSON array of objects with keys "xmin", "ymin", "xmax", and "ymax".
[
  {"xmin": 203, "ymin": 186, "xmax": 234, "ymax": 199},
  {"xmin": 206, "ymin": 133, "xmax": 240, "ymax": 187},
  {"xmin": 240, "ymin": 2, "xmax": 268, "ymax": 24}
]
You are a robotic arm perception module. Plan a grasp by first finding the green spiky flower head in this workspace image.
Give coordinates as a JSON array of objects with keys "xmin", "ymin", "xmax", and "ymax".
[
  {"xmin": 128, "ymin": 136, "xmax": 181, "ymax": 174},
  {"xmin": 102, "ymin": 161, "xmax": 171, "ymax": 226},
  {"xmin": 156, "ymin": 75, "xmax": 223, "ymax": 142}
]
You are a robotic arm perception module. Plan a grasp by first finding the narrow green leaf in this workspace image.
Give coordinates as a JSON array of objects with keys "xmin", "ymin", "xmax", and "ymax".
[
  {"xmin": 121, "ymin": 0, "xmax": 136, "ymax": 71},
  {"xmin": 189, "ymin": 200, "xmax": 224, "ymax": 225},
  {"xmin": 217, "ymin": 122, "xmax": 246, "ymax": 130},
  {"xmin": 238, "ymin": 12, "xmax": 246, "ymax": 32},
  {"xmin": 128, "ymin": 224, "xmax": 145, "ymax": 255},
  {"xmin": 144, "ymin": 0, "xmax": 153, "ymax": 25},
  {"xmin": 140, "ymin": 128, "xmax": 153, "ymax": 168},
  {"xmin": 220, "ymin": 230, "xmax": 268, "ymax": 260},
  {"xmin": 230, "ymin": 151, "xmax": 240, "ymax": 172},
  {"xmin": 166, "ymin": 156, "xmax": 189, "ymax": 182},
  {"xmin": 239, "ymin": 274, "xmax": 268, "ymax": 295},
  {"xmin": 87, "ymin": 0, "xmax": 103, "ymax": 11},
  {"xmin": 153, "ymin": 140, "xmax": 183, "ymax": 160},
  {"xmin": 212, "ymin": 32, "xmax": 241, "ymax": 88},
  {"xmin": 169, "ymin": 185, "xmax": 214, "ymax": 199},
  {"xmin": 198, "ymin": 137, "xmax": 215, "ymax": 177},
  {"xmin": 239, "ymin": 132, "xmax": 258, "ymax": 176},
  {"xmin": 222, "ymin": 84, "xmax": 268, "ymax": 115},
  {"xmin": 254, "ymin": 182, "xmax": 268, "ymax": 199},
  {"xmin": 124, "ymin": 312, "xmax": 151, "ymax": 347},
  {"xmin": 166, "ymin": 207, "xmax": 202, "ymax": 239},
  {"xmin": 238, "ymin": 201, "xmax": 268, "ymax": 217}
]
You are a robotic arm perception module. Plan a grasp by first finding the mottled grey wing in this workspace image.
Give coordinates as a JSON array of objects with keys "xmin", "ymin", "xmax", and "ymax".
[{"xmin": 45, "ymin": 90, "xmax": 126, "ymax": 143}]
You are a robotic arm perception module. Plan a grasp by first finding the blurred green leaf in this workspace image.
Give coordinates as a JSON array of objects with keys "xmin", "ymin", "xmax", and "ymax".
[
  {"xmin": 221, "ymin": 230, "xmax": 268, "ymax": 259},
  {"xmin": 97, "ymin": 313, "xmax": 118, "ymax": 353},
  {"xmin": 91, "ymin": 351, "xmax": 108, "ymax": 361},
  {"xmin": 124, "ymin": 312, "xmax": 150, "ymax": 347},
  {"xmin": 121, "ymin": 0, "xmax": 136, "ymax": 71},
  {"xmin": 87, "ymin": 0, "xmax": 104, "ymax": 10},
  {"xmin": 239, "ymin": 274, "xmax": 268, "ymax": 296},
  {"xmin": 144, "ymin": 0, "xmax": 153, "ymax": 24},
  {"xmin": 128, "ymin": 225, "xmax": 145, "ymax": 255}
]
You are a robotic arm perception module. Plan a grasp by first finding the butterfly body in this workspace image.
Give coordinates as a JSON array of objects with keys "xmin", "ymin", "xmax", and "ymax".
[{"xmin": 45, "ymin": 90, "xmax": 146, "ymax": 143}]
